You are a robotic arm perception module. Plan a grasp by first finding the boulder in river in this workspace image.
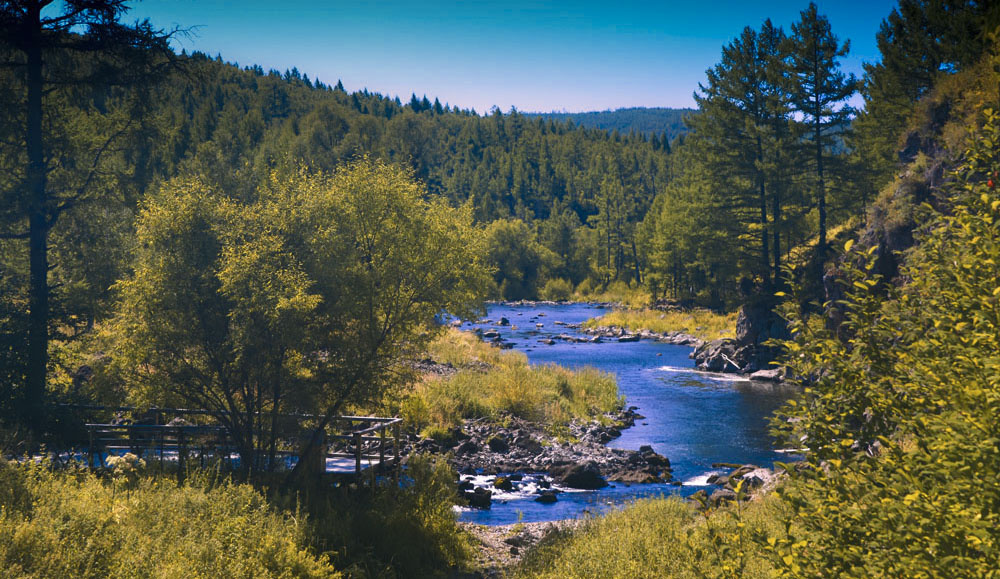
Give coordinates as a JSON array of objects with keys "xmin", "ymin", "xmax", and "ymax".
[
  {"xmin": 692, "ymin": 338, "xmax": 741, "ymax": 372},
  {"xmin": 749, "ymin": 368, "xmax": 784, "ymax": 382},
  {"xmin": 487, "ymin": 435, "xmax": 509, "ymax": 453},
  {"xmin": 455, "ymin": 440, "xmax": 480, "ymax": 455},
  {"xmin": 535, "ymin": 490, "xmax": 558, "ymax": 504},
  {"xmin": 493, "ymin": 476, "xmax": 514, "ymax": 492},
  {"xmin": 464, "ymin": 487, "xmax": 492, "ymax": 509},
  {"xmin": 550, "ymin": 460, "xmax": 608, "ymax": 489}
]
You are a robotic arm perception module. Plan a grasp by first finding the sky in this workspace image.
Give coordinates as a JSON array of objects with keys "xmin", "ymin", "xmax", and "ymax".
[{"xmin": 129, "ymin": 0, "xmax": 898, "ymax": 114}]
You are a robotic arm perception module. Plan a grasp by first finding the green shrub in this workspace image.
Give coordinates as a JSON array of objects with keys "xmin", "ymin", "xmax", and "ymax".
[
  {"xmin": 540, "ymin": 277, "xmax": 573, "ymax": 301},
  {"xmin": 296, "ymin": 454, "xmax": 473, "ymax": 579},
  {"xmin": 765, "ymin": 109, "xmax": 1000, "ymax": 577}
]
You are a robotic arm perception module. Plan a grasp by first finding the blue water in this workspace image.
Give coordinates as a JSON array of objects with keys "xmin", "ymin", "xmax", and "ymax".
[{"xmin": 456, "ymin": 303, "xmax": 797, "ymax": 525}]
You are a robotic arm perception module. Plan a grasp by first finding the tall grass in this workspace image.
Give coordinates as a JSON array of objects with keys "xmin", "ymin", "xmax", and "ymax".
[
  {"xmin": 572, "ymin": 279, "xmax": 651, "ymax": 309},
  {"xmin": 0, "ymin": 460, "xmax": 338, "ymax": 578},
  {"xmin": 405, "ymin": 329, "xmax": 621, "ymax": 433},
  {"xmin": 517, "ymin": 495, "xmax": 787, "ymax": 579},
  {"xmin": 582, "ymin": 308, "xmax": 737, "ymax": 341},
  {"xmin": 0, "ymin": 454, "xmax": 473, "ymax": 579}
]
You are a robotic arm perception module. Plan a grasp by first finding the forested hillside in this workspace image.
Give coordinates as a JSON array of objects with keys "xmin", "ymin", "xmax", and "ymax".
[
  {"xmin": 524, "ymin": 107, "xmax": 692, "ymax": 143},
  {"xmin": 4, "ymin": 0, "xmax": 1000, "ymax": 577}
]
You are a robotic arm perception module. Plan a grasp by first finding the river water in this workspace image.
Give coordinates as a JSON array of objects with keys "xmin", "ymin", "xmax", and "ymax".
[{"xmin": 455, "ymin": 302, "xmax": 797, "ymax": 525}]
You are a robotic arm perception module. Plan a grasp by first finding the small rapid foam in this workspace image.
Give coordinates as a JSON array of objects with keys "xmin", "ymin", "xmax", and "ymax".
[
  {"xmin": 655, "ymin": 365, "xmax": 750, "ymax": 383},
  {"xmin": 682, "ymin": 471, "xmax": 723, "ymax": 486},
  {"xmin": 459, "ymin": 473, "xmax": 582, "ymax": 504}
]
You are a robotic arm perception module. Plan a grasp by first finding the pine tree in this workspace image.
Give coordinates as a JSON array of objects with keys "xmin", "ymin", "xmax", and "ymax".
[
  {"xmin": 688, "ymin": 21, "xmax": 792, "ymax": 286},
  {"xmin": 785, "ymin": 2, "xmax": 857, "ymax": 255},
  {"xmin": 0, "ymin": 0, "xmax": 174, "ymax": 427}
]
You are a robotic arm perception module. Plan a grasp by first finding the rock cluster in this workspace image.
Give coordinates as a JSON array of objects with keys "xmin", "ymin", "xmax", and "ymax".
[
  {"xmin": 410, "ymin": 410, "xmax": 673, "ymax": 509},
  {"xmin": 690, "ymin": 301, "xmax": 790, "ymax": 376},
  {"xmin": 689, "ymin": 463, "xmax": 779, "ymax": 509},
  {"xmin": 581, "ymin": 325, "xmax": 704, "ymax": 347}
]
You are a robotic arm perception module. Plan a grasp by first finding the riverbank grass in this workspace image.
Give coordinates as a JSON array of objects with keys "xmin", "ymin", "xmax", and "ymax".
[
  {"xmin": 517, "ymin": 494, "xmax": 785, "ymax": 579},
  {"xmin": 570, "ymin": 280, "xmax": 651, "ymax": 309},
  {"xmin": 404, "ymin": 329, "xmax": 621, "ymax": 434},
  {"xmin": 582, "ymin": 308, "xmax": 737, "ymax": 341}
]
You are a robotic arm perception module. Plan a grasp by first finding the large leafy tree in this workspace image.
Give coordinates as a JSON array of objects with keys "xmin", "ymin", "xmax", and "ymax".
[
  {"xmin": 111, "ymin": 160, "xmax": 491, "ymax": 478},
  {"xmin": 770, "ymin": 109, "xmax": 1000, "ymax": 576},
  {"xmin": 0, "ymin": 1, "xmax": 172, "ymax": 427}
]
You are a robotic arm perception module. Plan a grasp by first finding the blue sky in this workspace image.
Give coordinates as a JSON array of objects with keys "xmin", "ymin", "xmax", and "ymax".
[{"xmin": 130, "ymin": 0, "xmax": 897, "ymax": 113}]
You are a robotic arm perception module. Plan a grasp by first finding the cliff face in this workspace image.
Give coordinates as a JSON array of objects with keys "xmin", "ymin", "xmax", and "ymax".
[{"xmin": 854, "ymin": 56, "xmax": 998, "ymax": 289}]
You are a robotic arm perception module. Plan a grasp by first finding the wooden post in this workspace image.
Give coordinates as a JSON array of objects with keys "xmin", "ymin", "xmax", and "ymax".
[
  {"xmin": 393, "ymin": 421, "xmax": 401, "ymax": 485},
  {"xmin": 354, "ymin": 431, "xmax": 362, "ymax": 480},
  {"xmin": 379, "ymin": 425, "xmax": 386, "ymax": 470},
  {"xmin": 177, "ymin": 429, "xmax": 187, "ymax": 485}
]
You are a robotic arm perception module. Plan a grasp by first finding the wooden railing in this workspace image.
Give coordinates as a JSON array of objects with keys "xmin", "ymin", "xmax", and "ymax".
[
  {"xmin": 86, "ymin": 423, "xmax": 231, "ymax": 474},
  {"xmin": 324, "ymin": 416, "xmax": 403, "ymax": 477},
  {"xmin": 77, "ymin": 406, "xmax": 402, "ymax": 480}
]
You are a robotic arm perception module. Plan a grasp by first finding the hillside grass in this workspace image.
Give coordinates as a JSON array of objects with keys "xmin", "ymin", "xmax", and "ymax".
[
  {"xmin": 517, "ymin": 494, "xmax": 787, "ymax": 579},
  {"xmin": 401, "ymin": 328, "xmax": 622, "ymax": 435},
  {"xmin": 582, "ymin": 308, "xmax": 737, "ymax": 341}
]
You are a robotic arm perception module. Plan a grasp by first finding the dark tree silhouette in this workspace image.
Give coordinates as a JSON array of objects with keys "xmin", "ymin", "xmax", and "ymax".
[{"xmin": 0, "ymin": 1, "xmax": 174, "ymax": 429}]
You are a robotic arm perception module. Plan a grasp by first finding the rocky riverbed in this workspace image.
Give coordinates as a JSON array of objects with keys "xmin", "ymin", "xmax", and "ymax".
[
  {"xmin": 407, "ymin": 407, "xmax": 674, "ymax": 510},
  {"xmin": 458, "ymin": 519, "xmax": 582, "ymax": 578},
  {"xmin": 420, "ymin": 301, "xmax": 796, "ymax": 522},
  {"xmin": 581, "ymin": 324, "xmax": 786, "ymax": 382}
]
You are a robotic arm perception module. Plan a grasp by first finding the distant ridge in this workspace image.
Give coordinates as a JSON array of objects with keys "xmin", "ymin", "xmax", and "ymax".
[{"xmin": 524, "ymin": 107, "xmax": 694, "ymax": 142}]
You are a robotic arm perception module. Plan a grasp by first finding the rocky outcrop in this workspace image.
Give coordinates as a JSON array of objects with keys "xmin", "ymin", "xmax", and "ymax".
[
  {"xmin": 687, "ymin": 300, "xmax": 788, "ymax": 376},
  {"xmin": 733, "ymin": 301, "xmax": 789, "ymax": 373},
  {"xmin": 692, "ymin": 338, "xmax": 741, "ymax": 372}
]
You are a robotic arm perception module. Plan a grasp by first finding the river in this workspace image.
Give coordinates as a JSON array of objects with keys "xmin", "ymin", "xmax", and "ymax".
[{"xmin": 455, "ymin": 302, "xmax": 797, "ymax": 525}]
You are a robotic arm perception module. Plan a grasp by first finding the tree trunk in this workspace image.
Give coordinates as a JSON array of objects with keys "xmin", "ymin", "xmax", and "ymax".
[
  {"xmin": 631, "ymin": 238, "xmax": 642, "ymax": 285},
  {"xmin": 814, "ymin": 43, "xmax": 827, "ymax": 255},
  {"xmin": 756, "ymin": 136, "xmax": 771, "ymax": 287},
  {"xmin": 772, "ymin": 185, "xmax": 782, "ymax": 285},
  {"xmin": 816, "ymin": 117, "xmax": 826, "ymax": 252},
  {"xmin": 25, "ymin": 4, "xmax": 48, "ymax": 426}
]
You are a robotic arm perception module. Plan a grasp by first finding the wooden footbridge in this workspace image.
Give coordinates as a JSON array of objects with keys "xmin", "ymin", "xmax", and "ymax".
[{"xmin": 72, "ymin": 405, "xmax": 402, "ymax": 480}]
